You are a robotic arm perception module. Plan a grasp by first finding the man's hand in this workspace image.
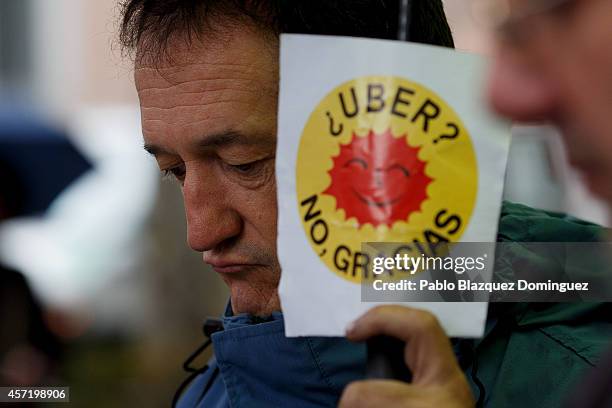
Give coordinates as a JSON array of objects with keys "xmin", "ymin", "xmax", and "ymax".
[{"xmin": 338, "ymin": 305, "xmax": 475, "ymax": 408}]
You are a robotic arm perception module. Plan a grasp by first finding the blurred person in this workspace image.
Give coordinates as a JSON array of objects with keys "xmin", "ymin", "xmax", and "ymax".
[
  {"xmin": 487, "ymin": 0, "xmax": 612, "ymax": 211},
  {"xmin": 0, "ymin": 159, "xmax": 62, "ymax": 389},
  {"xmin": 486, "ymin": 0, "xmax": 612, "ymax": 407},
  {"xmin": 118, "ymin": 0, "xmax": 612, "ymax": 407},
  {"xmin": 343, "ymin": 0, "xmax": 612, "ymax": 407}
]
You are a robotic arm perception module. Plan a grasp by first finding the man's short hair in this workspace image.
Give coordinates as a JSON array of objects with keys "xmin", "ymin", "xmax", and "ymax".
[{"xmin": 119, "ymin": 0, "xmax": 454, "ymax": 60}]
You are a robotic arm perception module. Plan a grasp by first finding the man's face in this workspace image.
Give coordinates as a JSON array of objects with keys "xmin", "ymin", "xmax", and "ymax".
[
  {"xmin": 135, "ymin": 22, "xmax": 281, "ymax": 316},
  {"xmin": 487, "ymin": 0, "xmax": 612, "ymax": 204}
]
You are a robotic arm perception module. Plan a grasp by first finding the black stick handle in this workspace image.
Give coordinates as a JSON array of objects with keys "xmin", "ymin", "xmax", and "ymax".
[
  {"xmin": 365, "ymin": 0, "xmax": 414, "ymax": 385},
  {"xmin": 366, "ymin": 335, "xmax": 413, "ymax": 382},
  {"xmin": 398, "ymin": 0, "xmax": 413, "ymax": 41}
]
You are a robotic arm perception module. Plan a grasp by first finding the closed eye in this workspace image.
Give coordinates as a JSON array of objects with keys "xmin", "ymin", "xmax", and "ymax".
[
  {"xmin": 231, "ymin": 162, "xmax": 258, "ymax": 173},
  {"xmin": 386, "ymin": 164, "xmax": 410, "ymax": 177},
  {"xmin": 225, "ymin": 156, "xmax": 273, "ymax": 179},
  {"xmin": 344, "ymin": 158, "xmax": 368, "ymax": 169}
]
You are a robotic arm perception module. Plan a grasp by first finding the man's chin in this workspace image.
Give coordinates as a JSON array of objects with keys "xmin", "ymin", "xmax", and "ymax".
[{"xmin": 228, "ymin": 282, "xmax": 281, "ymax": 317}]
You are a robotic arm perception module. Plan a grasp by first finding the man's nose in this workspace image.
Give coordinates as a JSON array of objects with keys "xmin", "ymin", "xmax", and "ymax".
[
  {"xmin": 182, "ymin": 170, "xmax": 242, "ymax": 252},
  {"xmin": 486, "ymin": 48, "xmax": 556, "ymax": 123}
]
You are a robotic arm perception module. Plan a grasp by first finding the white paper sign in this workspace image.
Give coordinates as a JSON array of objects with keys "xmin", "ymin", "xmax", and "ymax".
[{"xmin": 277, "ymin": 34, "xmax": 510, "ymax": 338}]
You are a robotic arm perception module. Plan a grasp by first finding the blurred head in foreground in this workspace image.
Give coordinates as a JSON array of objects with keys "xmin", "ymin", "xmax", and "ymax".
[
  {"xmin": 487, "ymin": 0, "xmax": 612, "ymax": 206},
  {"xmin": 120, "ymin": 0, "xmax": 453, "ymax": 316}
]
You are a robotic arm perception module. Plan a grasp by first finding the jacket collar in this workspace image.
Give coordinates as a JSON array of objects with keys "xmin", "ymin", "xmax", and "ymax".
[{"xmin": 210, "ymin": 302, "xmax": 364, "ymax": 407}]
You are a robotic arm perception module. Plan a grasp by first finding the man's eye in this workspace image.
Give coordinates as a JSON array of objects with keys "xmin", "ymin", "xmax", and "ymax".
[
  {"xmin": 230, "ymin": 161, "xmax": 261, "ymax": 174},
  {"xmin": 224, "ymin": 157, "xmax": 273, "ymax": 186},
  {"xmin": 162, "ymin": 163, "xmax": 186, "ymax": 181}
]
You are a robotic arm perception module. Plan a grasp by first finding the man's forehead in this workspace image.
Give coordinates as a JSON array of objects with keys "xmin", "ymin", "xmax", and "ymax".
[{"xmin": 134, "ymin": 59, "xmax": 259, "ymax": 93}]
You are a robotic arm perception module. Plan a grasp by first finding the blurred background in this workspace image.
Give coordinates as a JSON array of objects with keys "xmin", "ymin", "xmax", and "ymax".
[{"xmin": 0, "ymin": 0, "xmax": 608, "ymax": 406}]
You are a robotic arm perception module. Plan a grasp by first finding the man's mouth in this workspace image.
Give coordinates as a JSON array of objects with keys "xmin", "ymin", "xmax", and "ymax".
[
  {"xmin": 210, "ymin": 264, "xmax": 250, "ymax": 274},
  {"xmin": 204, "ymin": 256, "xmax": 256, "ymax": 274}
]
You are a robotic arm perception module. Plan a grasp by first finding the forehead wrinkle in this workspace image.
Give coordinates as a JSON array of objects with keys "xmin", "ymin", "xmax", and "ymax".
[
  {"xmin": 137, "ymin": 60, "xmax": 269, "ymax": 76},
  {"xmin": 140, "ymin": 99, "xmax": 255, "ymax": 125},
  {"xmin": 137, "ymin": 77, "xmax": 259, "ymax": 94},
  {"xmin": 138, "ymin": 76, "xmax": 264, "ymax": 97},
  {"xmin": 136, "ymin": 63, "xmax": 277, "ymax": 111},
  {"xmin": 141, "ymin": 97, "xmax": 253, "ymax": 111},
  {"xmin": 136, "ymin": 64, "xmax": 265, "ymax": 89},
  {"xmin": 137, "ymin": 66, "xmax": 277, "ymax": 113},
  {"xmin": 135, "ymin": 63, "xmax": 271, "ymax": 91},
  {"xmin": 139, "ymin": 85, "xmax": 263, "ymax": 110},
  {"xmin": 141, "ymin": 105, "xmax": 272, "ymax": 145}
]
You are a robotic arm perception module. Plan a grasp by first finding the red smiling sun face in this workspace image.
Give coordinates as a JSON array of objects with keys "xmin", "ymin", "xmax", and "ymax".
[{"xmin": 323, "ymin": 129, "xmax": 432, "ymax": 227}]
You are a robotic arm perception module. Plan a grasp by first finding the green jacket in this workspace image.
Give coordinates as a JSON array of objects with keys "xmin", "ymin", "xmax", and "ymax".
[{"xmin": 460, "ymin": 201, "xmax": 612, "ymax": 407}]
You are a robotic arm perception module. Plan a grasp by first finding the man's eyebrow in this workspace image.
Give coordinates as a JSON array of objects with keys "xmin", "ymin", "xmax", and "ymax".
[
  {"xmin": 197, "ymin": 131, "xmax": 269, "ymax": 149},
  {"xmin": 143, "ymin": 131, "xmax": 272, "ymax": 156},
  {"xmin": 143, "ymin": 143, "xmax": 166, "ymax": 156}
]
